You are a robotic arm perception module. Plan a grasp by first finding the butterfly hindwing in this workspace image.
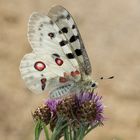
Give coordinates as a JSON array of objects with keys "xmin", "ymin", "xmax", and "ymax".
[{"xmin": 20, "ymin": 51, "xmax": 80, "ymax": 94}]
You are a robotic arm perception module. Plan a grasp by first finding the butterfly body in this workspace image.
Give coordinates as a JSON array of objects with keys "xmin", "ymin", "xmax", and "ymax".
[{"xmin": 20, "ymin": 6, "xmax": 97, "ymax": 98}]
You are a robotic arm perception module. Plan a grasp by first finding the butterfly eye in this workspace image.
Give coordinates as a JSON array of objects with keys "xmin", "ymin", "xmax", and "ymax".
[
  {"xmin": 91, "ymin": 83, "xmax": 96, "ymax": 87},
  {"xmin": 55, "ymin": 58, "xmax": 63, "ymax": 66},
  {"xmin": 34, "ymin": 61, "xmax": 46, "ymax": 71}
]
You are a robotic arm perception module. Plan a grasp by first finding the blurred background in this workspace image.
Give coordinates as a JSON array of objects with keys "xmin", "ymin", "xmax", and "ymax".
[{"xmin": 0, "ymin": 0, "xmax": 140, "ymax": 140}]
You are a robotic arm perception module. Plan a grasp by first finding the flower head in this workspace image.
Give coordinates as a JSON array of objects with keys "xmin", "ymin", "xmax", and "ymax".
[
  {"xmin": 76, "ymin": 92, "xmax": 104, "ymax": 124},
  {"xmin": 32, "ymin": 104, "xmax": 51, "ymax": 125},
  {"xmin": 32, "ymin": 92, "xmax": 104, "ymax": 128}
]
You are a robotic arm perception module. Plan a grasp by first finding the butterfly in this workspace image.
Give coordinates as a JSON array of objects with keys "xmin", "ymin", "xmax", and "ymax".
[{"xmin": 19, "ymin": 5, "xmax": 98, "ymax": 98}]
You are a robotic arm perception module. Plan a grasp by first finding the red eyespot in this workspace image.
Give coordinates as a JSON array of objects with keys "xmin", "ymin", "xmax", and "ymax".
[
  {"xmin": 34, "ymin": 61, "xmax": 46, "ymax": 71},
  {"xmin": 71, "ymin": 71, "xmax": 76, "ymax": 77},
  {"xmin": 59, "ymin": 77, "xmax": 67, "ymax": 83},
  {"xmin": 75, "ymin": 70, "xmax": 80, "ymax": 75},
  {"xmin": 71, "ymin": 70, "xmax": 80, "ymax": 77},
  {"xmin": 55, "ymin": 58, "xmax": 63, "ymax": 66}
]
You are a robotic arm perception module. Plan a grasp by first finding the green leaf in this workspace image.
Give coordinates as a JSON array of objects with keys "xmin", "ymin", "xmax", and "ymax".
[{"xmin": 34, "ymin": 120, "xmax": 43, "ymax": 140}]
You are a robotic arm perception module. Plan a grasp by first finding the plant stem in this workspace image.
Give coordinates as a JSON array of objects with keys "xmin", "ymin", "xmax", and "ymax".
[{"xmin": 42, "ymin": 123, "xmax": 50, "ymax": 140}]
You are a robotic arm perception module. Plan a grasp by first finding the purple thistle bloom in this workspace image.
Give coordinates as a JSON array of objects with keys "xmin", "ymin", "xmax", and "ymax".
[
  {"xmin": 34, "ymin": 92, "xmax": 104, "ymax": 128},
  {"xmin": 44, "ymin": 99, "xmax": 61, "ymax": 113},
  {"xmin": 76, "ymin": 92, "xmax": 104, "ymax": 123}
]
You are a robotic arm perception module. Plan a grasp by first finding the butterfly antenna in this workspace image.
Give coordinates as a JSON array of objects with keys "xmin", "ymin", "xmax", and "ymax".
[{"xmin": 96, "ymin": 76, "xmax": 114, "ymax": 82}]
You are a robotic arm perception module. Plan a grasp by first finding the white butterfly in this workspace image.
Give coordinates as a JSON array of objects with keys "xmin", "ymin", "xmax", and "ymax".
[{"xmin": 19, "ymin": 5, "xmax": 98, "ymax": 98}]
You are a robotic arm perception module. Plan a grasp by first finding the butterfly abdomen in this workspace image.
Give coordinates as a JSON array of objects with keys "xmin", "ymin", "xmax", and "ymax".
[{"xmin": 50, "ymin": 82, "xmax": 74, "ymax": 98}]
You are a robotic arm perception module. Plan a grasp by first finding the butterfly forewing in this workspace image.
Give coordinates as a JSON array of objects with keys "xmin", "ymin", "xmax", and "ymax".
[
  {"xmin": 28, "ymin": 12, "xmax": 79, "ymax": 70},
  {"xmin": 48, "ymin": 5, "xmax": 92, "ymax": 76}
]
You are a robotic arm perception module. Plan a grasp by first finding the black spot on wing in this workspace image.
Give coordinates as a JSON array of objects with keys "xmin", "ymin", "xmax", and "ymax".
[
  {"xmin": 69, "ymin": 35, "xmax": 79, "ymax": 43},
  {"xmin": 38, "ymin": 23, "xmax": 45, "ymax": 31},
  {"xmin": 75, "ymin": 49, "xmax": 82, "ymax": 56},
  {"xmin": 66, "ymin": 53, "xmax": 75, "ymax": 59},
  {"xmin": 59, "ymin": 30, "xmax": 62, "ymax": 34},
  {"xmin": 48, "ymin": 32, "xmax": 55, "ymax": 38},
  {"xmin": 72, "ymin": 25, "xmax": 76, "ymax": 29},
  {"xmin": 40, "ymin": 24, "xmax": 43, "ymax": 27},
  {"xmin": 49, "ymin": 20, "xmax": 54, "ymax": 25},
  {"xmin": 59, "ymin": 15, "xmax": 65, "ymax": 19},
  {"xmin": 55, "ymin": 15, "xmax": 65, "ymax": 22},
  {"xmin": 41, "ymin": 78, "xmax": 46, "ymax": 90},
  {"xmin": 66, "ymin": 14, "xmax": 70, "ymax": 20},
  {"xmin": 59, "ymin": 40, "xmax": 68, "ymax": 46},
  {"xmin": 60, "ymin": 27, "xmax": 68, "ymax": 33},
  {"xmin": 52, "ymin": 53, "xmax": 60, "ymax": 57}
]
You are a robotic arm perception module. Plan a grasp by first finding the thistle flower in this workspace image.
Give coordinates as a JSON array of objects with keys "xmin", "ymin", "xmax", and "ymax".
[
  {"xmin": 32, "ymin": 104, "xmax": 51, "ymax": 125},
  {"xmin": 33, "ymin": 92, "xmax": 104, "ymax": 126},
  {"xmin": 43, "ymin": 99, "xmax": 60, "ymax": 131},
  {"xmin": 56, "ymin": 95, "xmax": 77, "ymax": 120},
  {"xmin": 76, "ymin": 92, "xmax": 104, "ymax": 124},
  {"xmin": 32, "ymin": 92, "xmax": 104, "ymax": 140}
]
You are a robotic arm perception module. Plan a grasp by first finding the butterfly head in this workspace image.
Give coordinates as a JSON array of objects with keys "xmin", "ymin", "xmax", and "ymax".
[
  {"xmin": 84, "ymin": 80, "xmax": 98, "ymax": 92},
  {"xmin": 90, "ymin": 81, "xmax": 98, "ymax": 90},
  {"xmin": 81, "ymin": 80, "xmax": 98, "ymax": 93}
]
